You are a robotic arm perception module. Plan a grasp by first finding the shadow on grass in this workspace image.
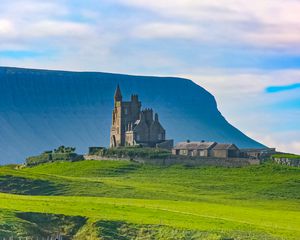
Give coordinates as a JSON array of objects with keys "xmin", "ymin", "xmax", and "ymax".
[
  {"xmin": 0, "ymin": 210, "xmax": 87, "ymax": 239},
  {"xmin": 95, "ymin": 220, "xmax": 277, "ymax": 240},
  {"xmin": 259, "ymin": 179, "xmax": 300, "ymax": 200},
  {"xmin": 95, "ymin": 220, "xmax": 206, "ymax": 240},
  {"xmin": 16, "ymin": 212, "xmax": 87, "ymax": 239},
  {"xmin": 95, "ymin": 220, "xmax": 154, "ymax": 240},
  {"xmin": 0, "ymin": 175, "xmax": 65, "ymax": 195},
  {"xmin": 91, "ymin": 163, "xmax": 141, "ymax": 177}
]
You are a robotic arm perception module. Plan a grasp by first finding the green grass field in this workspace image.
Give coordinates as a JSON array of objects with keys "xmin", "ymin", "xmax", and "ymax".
[{"xmin": 0, "ymin": 160, "xmax": 299, "ymax": 239}]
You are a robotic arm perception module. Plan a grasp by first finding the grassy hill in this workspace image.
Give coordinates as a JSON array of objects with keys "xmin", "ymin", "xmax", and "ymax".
[{"xmin": 0, "ymin": 160, "xmax": 299, "ymax": 239}]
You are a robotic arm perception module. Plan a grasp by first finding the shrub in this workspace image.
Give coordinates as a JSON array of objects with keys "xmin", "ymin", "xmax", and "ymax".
[{"xmin": 25, "ymin": 146, "xmax": 83, "ymax": 166}]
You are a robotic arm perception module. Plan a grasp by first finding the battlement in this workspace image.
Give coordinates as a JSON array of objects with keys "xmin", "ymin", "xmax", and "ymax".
[
  {"xmin": 131, "ymin": 94, "xmax": 139, "ymax": 102},
  {"xmin": 141, "ymin": 108, "xmax": 153, "ymax": 113},
  {"xmin": 140, "ymin": 108, "xmax": 154, "ymax": 124}
]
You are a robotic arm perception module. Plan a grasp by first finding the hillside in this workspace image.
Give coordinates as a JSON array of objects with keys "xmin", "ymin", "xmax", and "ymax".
[
  {"xmin": 0, "ymin": 66, "xmax": 263, "ymax": 164},
  {"xmin": 0, "ymin": 160, "xmax": 299, "ymax": 239}
]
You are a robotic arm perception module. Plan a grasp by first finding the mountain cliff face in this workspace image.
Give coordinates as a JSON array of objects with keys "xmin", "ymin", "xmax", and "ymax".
[{"xmin": 0, "ymin": 66, "xmax": 263, "ymax": 164}]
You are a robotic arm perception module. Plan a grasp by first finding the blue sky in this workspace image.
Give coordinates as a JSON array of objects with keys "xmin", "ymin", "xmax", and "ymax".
[{"xmin": 0, "ymin": 0, "xmax": 300, "ymax": 153}]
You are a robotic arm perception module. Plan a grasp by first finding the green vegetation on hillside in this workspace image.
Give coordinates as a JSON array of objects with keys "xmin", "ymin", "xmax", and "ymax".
[
  {"xmin": 93, "ymin": 146, "xmax": 172, "ymax": 159},
  {"xmin": 0, "ymin": 160, "xmax": 299, "ymax": 239},
  {"xmin": 26, "ymin": 146, "xmax": 83, "ymax": 166},
  {"xmin": 272, "ymin": 153, "xmax": 300, "ymax": 159}
]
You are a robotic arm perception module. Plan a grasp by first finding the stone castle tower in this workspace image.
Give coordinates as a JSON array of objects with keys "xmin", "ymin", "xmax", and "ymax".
[{"xmin": 110, "ymin": 85, "xmax": 173, "ymax": 148}]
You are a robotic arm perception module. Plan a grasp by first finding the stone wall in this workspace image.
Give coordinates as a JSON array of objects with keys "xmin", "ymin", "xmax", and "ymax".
[
  {"xmin": 273, "ymin": 158, "xmax": 300, "ymax": 167},
  {"xmin": 84, "ymin": 155, "xmax": 260, "ymax": 167},
  {"xmin": 211, "ymin": 149, "xmax": 228, "ymax": 158},
  {"xmin": 84, "ymin": 155, "xmax": 130, "ymax": 161},
  {"xmin": 136, "ymin": 157, "xmax": 260, "ymax": 167}
]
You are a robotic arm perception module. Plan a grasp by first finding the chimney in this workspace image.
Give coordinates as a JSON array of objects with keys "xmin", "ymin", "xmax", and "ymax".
[{"xmin": 155, "ymin": 113, "xmax": 159, "ymax": 122}]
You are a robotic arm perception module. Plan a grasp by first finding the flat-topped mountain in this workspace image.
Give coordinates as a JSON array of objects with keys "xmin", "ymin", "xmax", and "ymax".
[{"xmin": 0, "ymin": 66, "xmax": 263, "ymax": 163}]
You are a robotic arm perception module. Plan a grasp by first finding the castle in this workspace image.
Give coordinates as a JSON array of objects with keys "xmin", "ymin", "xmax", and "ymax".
[{"xmin": 110, "ymin": 85, "xmax": 173, "ymax": 149}]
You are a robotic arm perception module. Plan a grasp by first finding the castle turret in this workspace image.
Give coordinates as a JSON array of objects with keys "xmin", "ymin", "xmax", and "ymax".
[
  {"xmin": 110, "ymin": 85, "xmax": 123, "ymax": 147},
  {"xmin": 114, "ymin": 84, "xmax": 122, "ymax": 102},
  {"xmin": 141, "ymin": 108, "xmax": 153, "ymax": 126},
  {"xmin": 131, "ymin": 94, "xmax": 139, "ymax": 102}
]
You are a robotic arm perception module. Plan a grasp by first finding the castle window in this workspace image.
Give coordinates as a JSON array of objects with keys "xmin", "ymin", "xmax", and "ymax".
[
  {"xmin": 136, "ymin": 134, "xmax": 140, "ymax": 141},
  {"xmin": 158, "ymin": 133, "xmax": 162, "ymax": 140},
  {"xmin": 124, "ymin": 108, "xmax": 128, "ymax": 115}
]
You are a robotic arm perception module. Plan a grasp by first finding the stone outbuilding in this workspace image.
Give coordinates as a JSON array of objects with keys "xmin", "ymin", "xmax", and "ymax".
[
  {"xmin": 211, "ymin": 143, "xmax": 240, "ymax": 158},
  {"xmin": 172, "ymin": 141, "xmax": 216, "ymax": 157},
  {"xmin": 172, "ymin": 141, "xmax": 240, "ymax": 158}
]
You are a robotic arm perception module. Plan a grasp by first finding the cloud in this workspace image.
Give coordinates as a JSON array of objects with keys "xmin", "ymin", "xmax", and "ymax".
[
  {"xmin": 28, "ymin": 20, "xmax": 95, "ymax": 38},
  {"xmin": 246, "ymin": 131, "xmax": 300, "ymax": 155},
  {"xmin": 180, "ymin": 69, "xmax": 300, "ymax": 98},
  {"xmin": 0, "ymin": 0, "xmax": 69, "ymax": 18},
  {"xmin": 179, "ymin": 69, "xmax": 300, "ymax": 122},
  {"xmin": 0, "ymin": 20, "xmax": 95, "ymax": 41},
  {"xmin": 0, "ymin": 0, "xmax": 96, "ymax": 41},
  {"xmin": 116, "ymin": 0, "xmax": 300, "ymax": 51},
  {"xmin": 132, "ymin": 22, "xmax": 200, "ymax": 39},
  {"xmin": 0, "ymin": 19, "xmax": 15, "ymax": 36},
  {"xmin": 0, "ymin": 0, "xmax": 114, "ymax": 63},
  {"xmin": 115, "ymin": 0, "xmax": 300, "ymax": 25}
]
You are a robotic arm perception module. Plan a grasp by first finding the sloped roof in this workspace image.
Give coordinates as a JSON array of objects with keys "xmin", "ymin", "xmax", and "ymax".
[
  {"xmin": 114, "ymin": 84, "xmax": 122, "ymax": 100},
  {"xmin": 212, "ymin": 143, "xmax": 238, "ymax": 150},
  {"xmin": 174, "ymin": 142, "xmax": 216, "ymax": 150}
]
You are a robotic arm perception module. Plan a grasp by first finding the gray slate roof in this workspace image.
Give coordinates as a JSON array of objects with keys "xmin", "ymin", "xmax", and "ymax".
[
  {"xmin": 174, "ymin": 142, "xmax": 216, "ymax": 150},
  {"xmin": 212, "ymin": 143, "xmax": 238, "ymax": 150}
]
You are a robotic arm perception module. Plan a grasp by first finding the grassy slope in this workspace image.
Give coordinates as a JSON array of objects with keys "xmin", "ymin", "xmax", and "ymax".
[
  {"xmin": 0, "ymin": 160, "xmax": 299, "ymax": 239},
  {"xmin": 272, "ymin": 154, "xmax": 300, "ymax": 159}
]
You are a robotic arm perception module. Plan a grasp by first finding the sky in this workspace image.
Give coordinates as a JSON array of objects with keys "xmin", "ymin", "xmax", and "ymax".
[{"xmin": 0, "ymin": 0, "xmax": 300, "ymax": 154}]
